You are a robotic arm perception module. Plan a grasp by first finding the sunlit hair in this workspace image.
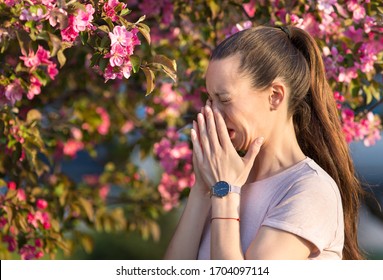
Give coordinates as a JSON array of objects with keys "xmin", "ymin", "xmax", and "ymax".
[{"xmin": 211, "ymin": 25, "xmax": 364, "ymax": 260}]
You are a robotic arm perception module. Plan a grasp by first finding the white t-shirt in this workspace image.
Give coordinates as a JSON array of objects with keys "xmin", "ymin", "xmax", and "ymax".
[{"xmin": 197, "ymin": 157, "xmax": 344, "ymax": 260}]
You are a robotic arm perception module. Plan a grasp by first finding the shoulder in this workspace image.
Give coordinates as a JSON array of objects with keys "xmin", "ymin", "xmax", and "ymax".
[{"xmin": 288, "ymin": 158, "xmax": 341, "ymax": 205}]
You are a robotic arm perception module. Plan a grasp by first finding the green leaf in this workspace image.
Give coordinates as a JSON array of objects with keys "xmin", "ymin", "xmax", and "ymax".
[
  {"xmin": 3, "ymin": 205, "xmax": 13, "ymax": 224},
  {"xmin": 135, "ymin": 15, "xmax": 146, "ymax": 24},
  {"xmin": 34, "ymin": 69, "xmax": 49, "ymax": 85},
  {"xmin": 97, "ymin": 25, "xmax": 110, "ymax": 34},
  {"xmin": 99, "ymin": 57, "xmax": 109, "ymax": 72},
  {"xmin": 120, "ymin": 8, "xmax": 131, "ymax": 16},
  {"xmin": 100, "ymin": 35, "xmax": 110, "ymax": 48},
  {"xmin": 104, "ymin": 17, "xmax": 114, "ymax": 31},
  {"xmin": 137, "ymin": 23, "xmax": 151, "ymax": 44},
  {"xmin": 80, "ymin": 31, "xmax": 89, "ymax": 45},
  {"xmin": 207, "ymin": 0, "xmax": 220, "ymax": 18},
  {"xmin": 90, "ymin": 53, "xmax": 102, "ymax": 67},
  {"xmin": 27, "ymin": 109, "xmax": 42, "ymax": 124},
  {"xmin": 0, "ymin": 120, "xmax": 4, "ymax": 136},
  {"xmin": 16, "ymin": 30, "xmax": 30, "ymax": 54},
  {"xmin": 5, "ymin": 189, "xmax": 17, "ymax": 200},
  {"xmin": 378, "ymin": 6, "xmax": 383, "ymax": 14},
  {"xmin": 152, "ymin": 55, "xmax": 177, "ymax": 73},
  {"xmin": 142, "ymin": 67, "xmax": 155, "ymax": 95},
  {"xmin": 78, "ymin": 197, "xmax": 94, "ymax": 222},
  {"xmin": 80, "ymin": 234, "xmax": 94, "ymax": 254},
  {"xmin": 57, "ymin": 49, "xmax": 66, "ymax": 68},
  {"xmin": 130, "ymin": 55, "xmax": 140, "ymax": 73},
  {"xmin": 11, "ymin": 142, "xmax": 22, "ymax": 163}
]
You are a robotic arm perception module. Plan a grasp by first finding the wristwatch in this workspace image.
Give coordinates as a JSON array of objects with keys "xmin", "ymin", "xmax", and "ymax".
[{"xmin": 210, "ymin": 181, "xmax": 241, "ymax": 198}]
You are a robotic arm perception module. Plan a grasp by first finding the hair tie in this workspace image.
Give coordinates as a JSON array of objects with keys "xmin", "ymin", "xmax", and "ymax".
[{"xmin": 278, "ymin": 26, "xmax": 291, "ymax": 40}]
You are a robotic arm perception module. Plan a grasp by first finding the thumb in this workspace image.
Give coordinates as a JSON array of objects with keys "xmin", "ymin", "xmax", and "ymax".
[{"xmin": 243, "ymin": 137, "xmax": 264, "ymax": 163}]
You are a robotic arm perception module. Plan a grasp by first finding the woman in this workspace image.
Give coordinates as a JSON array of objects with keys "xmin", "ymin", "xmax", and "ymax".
[{"xmin": 164, "ymin": 25, "xmax": 364, "ymax": 260}]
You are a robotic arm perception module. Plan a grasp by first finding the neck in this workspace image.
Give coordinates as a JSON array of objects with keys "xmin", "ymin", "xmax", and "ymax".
[{"xmin": 247, "ymin": 118, "xmax": 306, "ymax": 183}]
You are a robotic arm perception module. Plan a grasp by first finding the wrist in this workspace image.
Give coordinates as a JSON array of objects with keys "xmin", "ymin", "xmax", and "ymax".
[{"xmin": 211, "ymin": 194, "xmax": 240, "ymax": 217}]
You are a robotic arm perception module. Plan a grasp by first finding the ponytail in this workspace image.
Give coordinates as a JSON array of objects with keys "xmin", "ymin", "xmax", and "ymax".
[{"xmin": 289, "ymin": 26, "xmax": 365, "ymax": 260}]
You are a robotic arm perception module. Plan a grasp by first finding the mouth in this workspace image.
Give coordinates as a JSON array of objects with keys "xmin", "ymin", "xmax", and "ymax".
[{"xmin": 228, "ymin": 129, "xmax": 236, "ymax": 140}]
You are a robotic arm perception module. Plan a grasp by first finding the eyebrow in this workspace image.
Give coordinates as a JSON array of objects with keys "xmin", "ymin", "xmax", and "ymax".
[{"xmin": 208, "ymin": 90, "xmax": 230, "ymax": 97}]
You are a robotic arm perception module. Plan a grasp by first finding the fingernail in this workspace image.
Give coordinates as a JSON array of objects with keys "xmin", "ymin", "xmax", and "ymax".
[{"xmin": 256, "ymin": 137, "xmax": 264, "ymax": 145}]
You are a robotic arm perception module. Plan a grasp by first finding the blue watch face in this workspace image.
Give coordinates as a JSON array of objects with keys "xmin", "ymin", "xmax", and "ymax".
[{"xmin": 213, "ymin": 181, "xmax": 230, "ymax": 197}]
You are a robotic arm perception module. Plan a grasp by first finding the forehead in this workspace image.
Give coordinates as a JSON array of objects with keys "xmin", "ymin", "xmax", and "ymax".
[{"xmin": 205, "ymin": 55, "xmax": 243, "ymax": 93}]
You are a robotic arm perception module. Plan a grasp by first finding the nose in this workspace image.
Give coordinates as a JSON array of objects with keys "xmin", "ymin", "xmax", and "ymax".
[{"xmin": 207, "ymin": 99, "xmax": 226, "ymax": 122}]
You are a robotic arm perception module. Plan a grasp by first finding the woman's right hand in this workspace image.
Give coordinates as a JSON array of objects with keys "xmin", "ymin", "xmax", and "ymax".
[{"xmin": 190, "ymin": 118, "xmax": 211, "ymax": 199}]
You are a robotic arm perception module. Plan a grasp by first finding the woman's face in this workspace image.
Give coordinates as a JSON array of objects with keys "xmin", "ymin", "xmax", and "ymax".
[{"xmin": 205, "ymin": 55, "xmax": 273, "ymax": 152}]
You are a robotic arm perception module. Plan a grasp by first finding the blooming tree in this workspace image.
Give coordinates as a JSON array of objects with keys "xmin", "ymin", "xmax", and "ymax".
[{"xmin": 0, "ymin": 0, "xmax": 382, "ymax": 259}]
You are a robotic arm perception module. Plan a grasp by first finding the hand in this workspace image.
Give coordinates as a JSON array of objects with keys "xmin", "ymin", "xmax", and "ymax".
[
  {"xmin": 190, "ymin": 109, "xmax": 210, "ymax": 197},
  {"xmin": 191, "ymin": 101, "xmax": 264, "ymax": 187}
]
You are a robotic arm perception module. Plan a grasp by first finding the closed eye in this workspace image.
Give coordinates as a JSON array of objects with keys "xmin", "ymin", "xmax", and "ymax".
[{"xmin": 220, "ymin": 98, "xmax": 231, "ymax": 103}]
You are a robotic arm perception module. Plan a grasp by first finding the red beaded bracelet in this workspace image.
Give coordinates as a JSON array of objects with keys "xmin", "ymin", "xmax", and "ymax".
[{"xmin": 211, "ymin": 217, "xmax": 240, "ymax": 222}]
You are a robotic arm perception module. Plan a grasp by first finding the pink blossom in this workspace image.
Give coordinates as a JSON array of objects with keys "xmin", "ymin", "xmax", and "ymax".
[
  {"xmin": 20, "ymin": 49, "xmax": 40, "ymax": 69},
  {"xmin": 19, "ymin": 244, "xmax": 43, "ymax": 260},
  {"xmin": 109, "ymin": 26, "xmax": 140, "ymax": 54},
  {"xmin": 341, "ymin": 109, "xmax": 382, "ymax": 146},
  {"xmin": 105, "ymin": 43, "xmax": 127, "ymax": 67},
  {"xmin": 47, "ymin": 63, "xmax": 58, "ymax": 79},
  {"xmin": 36, "ymin": 199, "xmax": 48, "ymax": 210},
  {"xmin": 103, "ymin": 65, "xmax": 121, "ymax": 82},
  {"xmin": 5, "ymin": 79, "xmax": 23, "ymax": 105},
  {"xmin": 36, "ymin": 45, "xmax": 51, "ymax": 64},
  {"xmin": 333, "ymin": 91, "xmax": 345, "ymax": 109},
  {"xmin": 103, "ymin": 0, "xmax": 126, "ymax": 22},
  {"xmin": 358, "ymin": 43, "xmax": 378, "ymax": 73},
  {"xmin": 364, "ymin": 16, "xmax": 376, "ymax": 33},
  {"xmin": 74, "ymin": 4, "xmax": 95, "ymax": 32},
  {"xmin": 83, "ymin": 174, "xmax": 99, "ymax": 185},
  {"xmin": 227, "ymin": 21, "xmax": 252, "ymax": 37},
  {"xmin": 317, "ymin": 0, "xmax": 337, "ymax": 14},
  {"xmin": 337, "ymin": 66, "xmax": 358, "ymax": 83},
  {"xmin": 121, "ymin": 60, "xmax": 133, "ymax": 79},
  {"xmin": 0, "ymin": 217, "xmax": 7, "ymax": 228},
  {"xmin": 138, "ymin": 0, "xmax": 174, "ymax": 25},
  {"xmin": 71, "ymin": 127, "xmax": 83, "ymax": 140},
  {"xmin": 243, "ymin": 0, "xmax": 256, "ymax": 17},
  {"xmin": 27, "ymin": 211, "xmax": 51, "ymax": 229},
  {"xmin": 7, "ymin": 181, "xmax": 17, "ymax": 190},
  {"xmin": 347, "ymin": 0, "xmax": 366, "ymax": 22},
  {"xmin": 20, "ymin": 7, "xmax": 46, "ymax": 22},
  {"xmin": 99, "ymin": 184, "xmax": 110, "ymax": 200},
  {"xmin": 35, "ymin": 238, "xmax": 43, "ymax": 248},
  {"xmin": 344, "ymin": 26, "xmax": 364, "ymax": 43},
  {"xmin": 17, "ymin": 189, "xmax": 26, "ymax": 201},
  {"xmin": 48, "ymin": 8, "xmax": 68, "ymax": 28},
  {"xmin": 2, "ymin": 235, "xmax": 17, "ymax": 252},
  {"xmin": 61, "ymin": 15, "xmax": 79, "ymax": 42},
  {"xmin": 121, "ymin": 120, "xmax": 134, "ymax": 134},
  {"xmin": 4, "ymin": 0, "xmax": 17, "ymax": 6},
  {"xmin": 63, "ymin": 139, "xmax": 84, "ymax": 158},
  {"xmin": 291, "ymin": 13, "xmax": 321, "ymax": 37},
  {"xmin": 27, "ymin": 75, "xmax": 42, "ymax": 100},
  {"xmin": 96, "ymin": 107, "xmax": 111, "ymax": 135}
]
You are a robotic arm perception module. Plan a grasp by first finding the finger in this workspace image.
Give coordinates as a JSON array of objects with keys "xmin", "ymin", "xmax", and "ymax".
[
  {"xmin": 204, "ymin": 104, "xmax": 220, "ymax": 151},
  {"xmin": 197, "ymin": 112, "xmax": 211, "ymax": 156},
  {"xmin": 212, "ymin": 105, "xmax": 232, "ymax": 150},
  {"xmin": 243, "ymin": 137, "xmax": 264, "ymax": 163},
  {"xmin": 191, "ymin": 128, "xmax": 203, "ymax": 163},
  {"xmin": 193, "ymin": 120, "xmax": 201, "ymax": 144}
]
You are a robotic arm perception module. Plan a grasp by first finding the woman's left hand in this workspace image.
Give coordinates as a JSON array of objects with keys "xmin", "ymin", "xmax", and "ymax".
[{"xmin": 191, "ymin": 101, "xmax": 264, "ymax": 188}]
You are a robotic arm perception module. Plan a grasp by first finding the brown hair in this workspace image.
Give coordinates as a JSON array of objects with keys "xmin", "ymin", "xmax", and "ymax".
[{"xmin": 211, "ymin": 25, "xmax": 364, "ymax": 260}]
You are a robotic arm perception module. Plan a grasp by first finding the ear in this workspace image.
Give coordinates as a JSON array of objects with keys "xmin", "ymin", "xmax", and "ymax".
[{"xmin": 269, "ymin": 81, "xmax": 286, "ymax": 111}]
